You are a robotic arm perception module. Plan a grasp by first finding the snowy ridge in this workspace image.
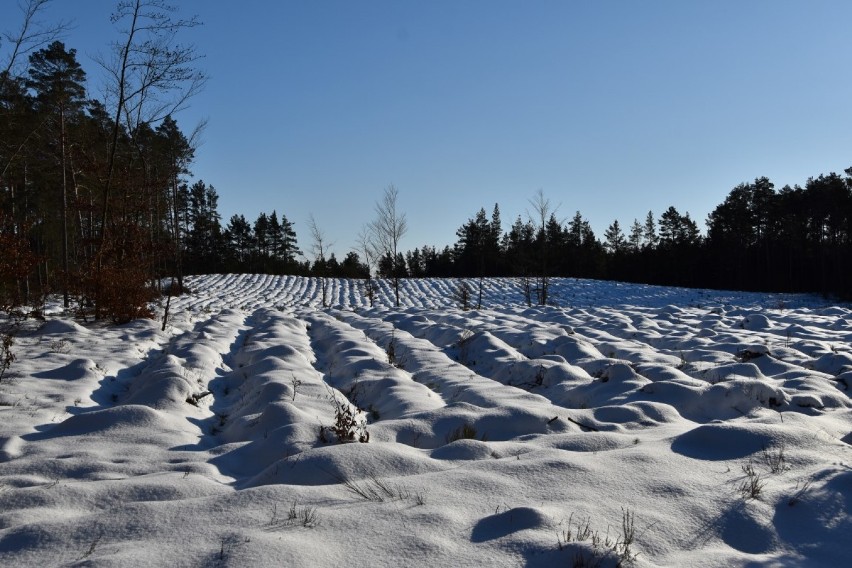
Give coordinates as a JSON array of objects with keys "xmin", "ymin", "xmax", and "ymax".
[
  {"xmin": 168, "ymin": 274, "xmax": 832, "ymax": 312},
  {"xmin": 0, "ymin": 275, "xmax": 850, "ymax": 567}
]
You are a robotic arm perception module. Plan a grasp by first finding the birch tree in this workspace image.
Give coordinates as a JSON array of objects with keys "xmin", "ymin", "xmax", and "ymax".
[{"xmin": 370, "ymin": 185, "xmax": 407, "ymax": 307}]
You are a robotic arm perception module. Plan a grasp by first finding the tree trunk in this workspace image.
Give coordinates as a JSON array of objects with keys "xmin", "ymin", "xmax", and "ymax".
[{"xmin": 60, "ymin": 104, "xmax": 69, "ymax": 308}]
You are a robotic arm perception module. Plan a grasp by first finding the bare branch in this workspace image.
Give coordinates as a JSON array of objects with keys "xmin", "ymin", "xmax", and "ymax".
[
  {"xmin": 1, "ymin": 0, "xmax": 71, "ymax": 92},
  {"xmin": 307, "ymin": 214, "xmax": 333, "ymax": 264},
  {"xmin": 308, "ymin": 214, "xmax": 334, "ymax": 307},
  {"xmin": 355, "ymin": 225, "xmax": 377, "ymax": 275},
  {"xmin": 97, "ymin": 0, "xmax": 207, "ymax": 239},
  {"xmin": 95, "ymin": 0, "xmax": 206, "ymax": 132},
  {"xmin": 527, "ymin": 188, "xmax": 560, "ymax": 228},
  {"xmin": 369, "ymin": 185, "xmax": 408, "ymax": 306},
  {"xmin": 370, "ymin": 184, "xmax": 408, "ymax": 259}
]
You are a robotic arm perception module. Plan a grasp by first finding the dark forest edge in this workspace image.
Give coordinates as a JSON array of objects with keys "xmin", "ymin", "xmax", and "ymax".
[{"xmin": 2, "ymin": 2, "xmax": 851, "ymax": 326}]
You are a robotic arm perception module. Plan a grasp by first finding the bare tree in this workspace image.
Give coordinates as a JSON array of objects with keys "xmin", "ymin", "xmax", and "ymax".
[
  {"xmin": 308, "ymin": 214, "xmax": 332, "ymax": 308},
  {"xmin": 1, "ymin": 0, "xmax": 70, "ymax": 180},
  {"xmin": 96, "ymin": 0, "xmax": 207, "ymax": 240},
  {"xmin": 370, "ymin": 185, "xmax": 407, "ymax": 307},
  {"xmin": 355, "ymin": 225, "xmax": 377, "ymax": 307},
  {"xmin": 78, "ymin": 0, "xmax": 206, "ymax": 320},
  {"xmin": 528, "ymin": 189, "xmax": 556, "ymax": 305},
  {"xmin": 1, "ymin": 0, "xmax": 69, "ymax": 89}
]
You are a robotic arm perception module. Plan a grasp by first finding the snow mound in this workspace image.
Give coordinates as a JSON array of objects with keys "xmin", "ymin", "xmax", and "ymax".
[
  {"xmin": 2, "ymin": 275, "xmax": 850, "ymax": 567},
  {"xmin": 671, "ymin": 422, "xmax": 799, "ymax": 460},
  {"xmin": 243, "ymin": 441, "xmax": 446, "ymax": 488},
  {"xmin": 740, "ymin": 312, "xmax": 772, "ymax": 329},
  {"xmin": 431, "ymin": 439, "xmax": 495, "ymax": 460},
  {"xmin": 471, "ymin": 506, "xmax": 551, "ymax": 542},
  {"xmin": 808, "ymin": 352, "xmax": 852, "ymax": 376},
  {"xmin": 27, "ymin": 405, "xmax": 175, "ymax": 439}
]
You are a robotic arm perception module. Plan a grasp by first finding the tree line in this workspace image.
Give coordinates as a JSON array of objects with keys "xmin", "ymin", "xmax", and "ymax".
[
  {"xmin": 3, "ymin": 2, "xmax": 850, "ymax": 323},
  {"xmin": 1, "ymin": 0, "xmax": 212, "ymax": 321},
  {"xmin": 0, "ymin": 0, "xmax": 374, "ymax": 320},
  {"xmin": 400, "ymin": 173, "xmax": 852, "ymax": 301}
]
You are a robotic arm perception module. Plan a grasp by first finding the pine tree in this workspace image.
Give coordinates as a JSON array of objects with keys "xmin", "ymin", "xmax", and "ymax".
[
  {"xmin": 27, "ymin": 41, "xmax": 87, "ymax": 307},
  {"xmin": 340, "ymin": 251, "xmax": 367, "ymax": 278},
  {"xmin": 280, "ymin": 214, "xmax": 300, "ymax": 268},
  {"xmin": 454, "ymin": 208, "xmax": 490, "ymax": 277},
  {"xmin": 253, "ymin": 212, "xmax": 270, "ymax": 270},
  {"xmin": 544, "ymin": 213, "xmax": 566, "ymax": 274},
  {"xmin": 604, "ymin": 219, "xmax": 625, "ymax": 254},
  {"xmin": 155, "ymin": 116, "xmax": 194, "ymax": 290},
  {"xmin": 628, "ymin": 219, "xmax": 643, "ymax": 252},
  {"xmin": 567, "ymin": 211, "xmax": 585, "ymax": 248},
  {"xmin": 225, "ymin": 214, "xmax": 253, "ymax": 268},
  {"xmin": 182, "ymin": 180, "xmax": 223, "ymax": 273},
  {"xmin": 643, "ymin": 211, "xmax": 658, "ymax": 250},
  {"xmin": 489, "ymin": 203, "xmax": 503, "ymax": 274},
  {"xmin": 268, "ymin": 210, "xmax": 283, "ymax": 271}
]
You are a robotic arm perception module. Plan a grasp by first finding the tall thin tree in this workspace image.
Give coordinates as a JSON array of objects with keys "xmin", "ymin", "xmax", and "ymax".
[
  {"xmin": 27, "ymin": 41, "xmax": 86, "ymax": 307},
  {"xmin": 370, "ymin": 185, "xmax": 407, "ymax": 307}
]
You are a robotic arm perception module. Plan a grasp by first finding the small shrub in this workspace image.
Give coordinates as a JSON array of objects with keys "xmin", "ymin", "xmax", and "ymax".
[
  {"xmin": 74, "ymin": 223, "xmax": 159, "ymax": 323},
  {"xmin": 290, "ymin": 374, "xmax": 302, "ymax": 401},
  {"xmin": 455, "ymin": 329, "xmax": 475, "ymax": 364},
  {"xmin": 0, "ymin": 215, "xmax": 42, "ymax": 312},
  {"xmin": 739, "ymin": 463, "xmax": 765, "ymax": 500},
  {"xmin": 787, "ymin": 478, "xmax": 813, "ymax": 507},
  {"xmin": 446, "ymin": 422, "xmax": 479, "ymax": 443},
  {"xmin": 49, "ymin": 339, "xmax": 71, "ymax": 354},
  {"xmin": 534, "ymin": 365, "xmax": 545, "ymax": 386},
  {"xmin": 266, "ymin": 501, "xmax": 319, "ymax": 530},
  {"xmin": 452, "ymin": 279, "xmax": 472, "ymax": 310},
  {"xmin": 0, "ymin": 331, "xmax": 15, "ymax": 384},
  {"xmin": 385, "ymin": 330, "xmax": 406, "ymax": 370},
  {"xmin": 323, "ymin": 392, "xmax": 369, "ymax": 443},
  {"xmin": 556, "ymin": 508, "xmax": 639, "ymax": 566},
  {"xmin": 519, "ymin": 275, "xmax": 533, "ymax": 306},
  {"xmin": 361, "ymin": 277, "xmax": 376, "ymax": 307},
  {"xmin": 386, "ymin": 331, "xmax": 397, "ymax": 366},
  {"xmin": 296, "ymin": 504, "xmax": 319, "ymax": 527},
  {"xmin": 338, "ymin": 474, "xmax": 426, "ymax": 505},
  {"xmin": 620, "ymin": 508, "xmax": 636, "ymax": 559},
  {"xmin": 761, "ymin": 443, "xmax": 788, "ymax": 474}
]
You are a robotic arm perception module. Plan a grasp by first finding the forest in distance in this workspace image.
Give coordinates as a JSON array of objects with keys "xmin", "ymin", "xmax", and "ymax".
[
  {"xmin": 2, "ymin": 1, "xmax": 852, "ymax": 326},
  {"xmin": 179, "ymin": 172, "xmax": 852, "ymax": 302}
]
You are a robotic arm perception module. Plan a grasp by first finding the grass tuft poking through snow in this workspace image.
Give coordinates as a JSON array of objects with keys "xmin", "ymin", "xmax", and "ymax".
[
  {"xmin": 265, "ymin": 501, "xmax": 320, "ymax": 530},
  {"xmin": 556, "ymin": 508, "xmax": 639, "ymax": 567},
  {"xmin": 739, "ymin": 463, "xmax": 766, "ymax": 500}
]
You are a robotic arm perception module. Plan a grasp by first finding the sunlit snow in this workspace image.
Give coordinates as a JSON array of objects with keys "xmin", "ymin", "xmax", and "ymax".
[{"xmin": 1, "ymin": 276, "xmax": 849, "ymax": 567}]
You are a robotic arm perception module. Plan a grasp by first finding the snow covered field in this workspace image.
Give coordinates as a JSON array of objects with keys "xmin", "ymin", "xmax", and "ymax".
[{"xmin": 1, "ymin": 275, "xmax": 850, "ymax": 567}]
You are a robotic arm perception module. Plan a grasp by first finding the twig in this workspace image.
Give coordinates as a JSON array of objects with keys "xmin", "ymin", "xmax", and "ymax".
[{"xmin": 565, "ymin": 415, "xmax": 599, "ymax": 432}]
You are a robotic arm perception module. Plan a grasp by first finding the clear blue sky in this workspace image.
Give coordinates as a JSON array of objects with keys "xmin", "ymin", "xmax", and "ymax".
[{"xmin": 4, "ymin": 0, "xmax": 852, "ymax": 259}]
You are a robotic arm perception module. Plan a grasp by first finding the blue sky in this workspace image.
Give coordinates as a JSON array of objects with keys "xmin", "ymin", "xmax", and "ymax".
[{"xmin": 4, "ymin": 0, "xmax": 852, "ymax": 259}]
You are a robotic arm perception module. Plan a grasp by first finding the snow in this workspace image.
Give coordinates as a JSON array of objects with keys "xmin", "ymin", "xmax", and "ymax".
[{"xmin": 1, "ymin": 275, "xmax": 850, "ymax": 567}]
